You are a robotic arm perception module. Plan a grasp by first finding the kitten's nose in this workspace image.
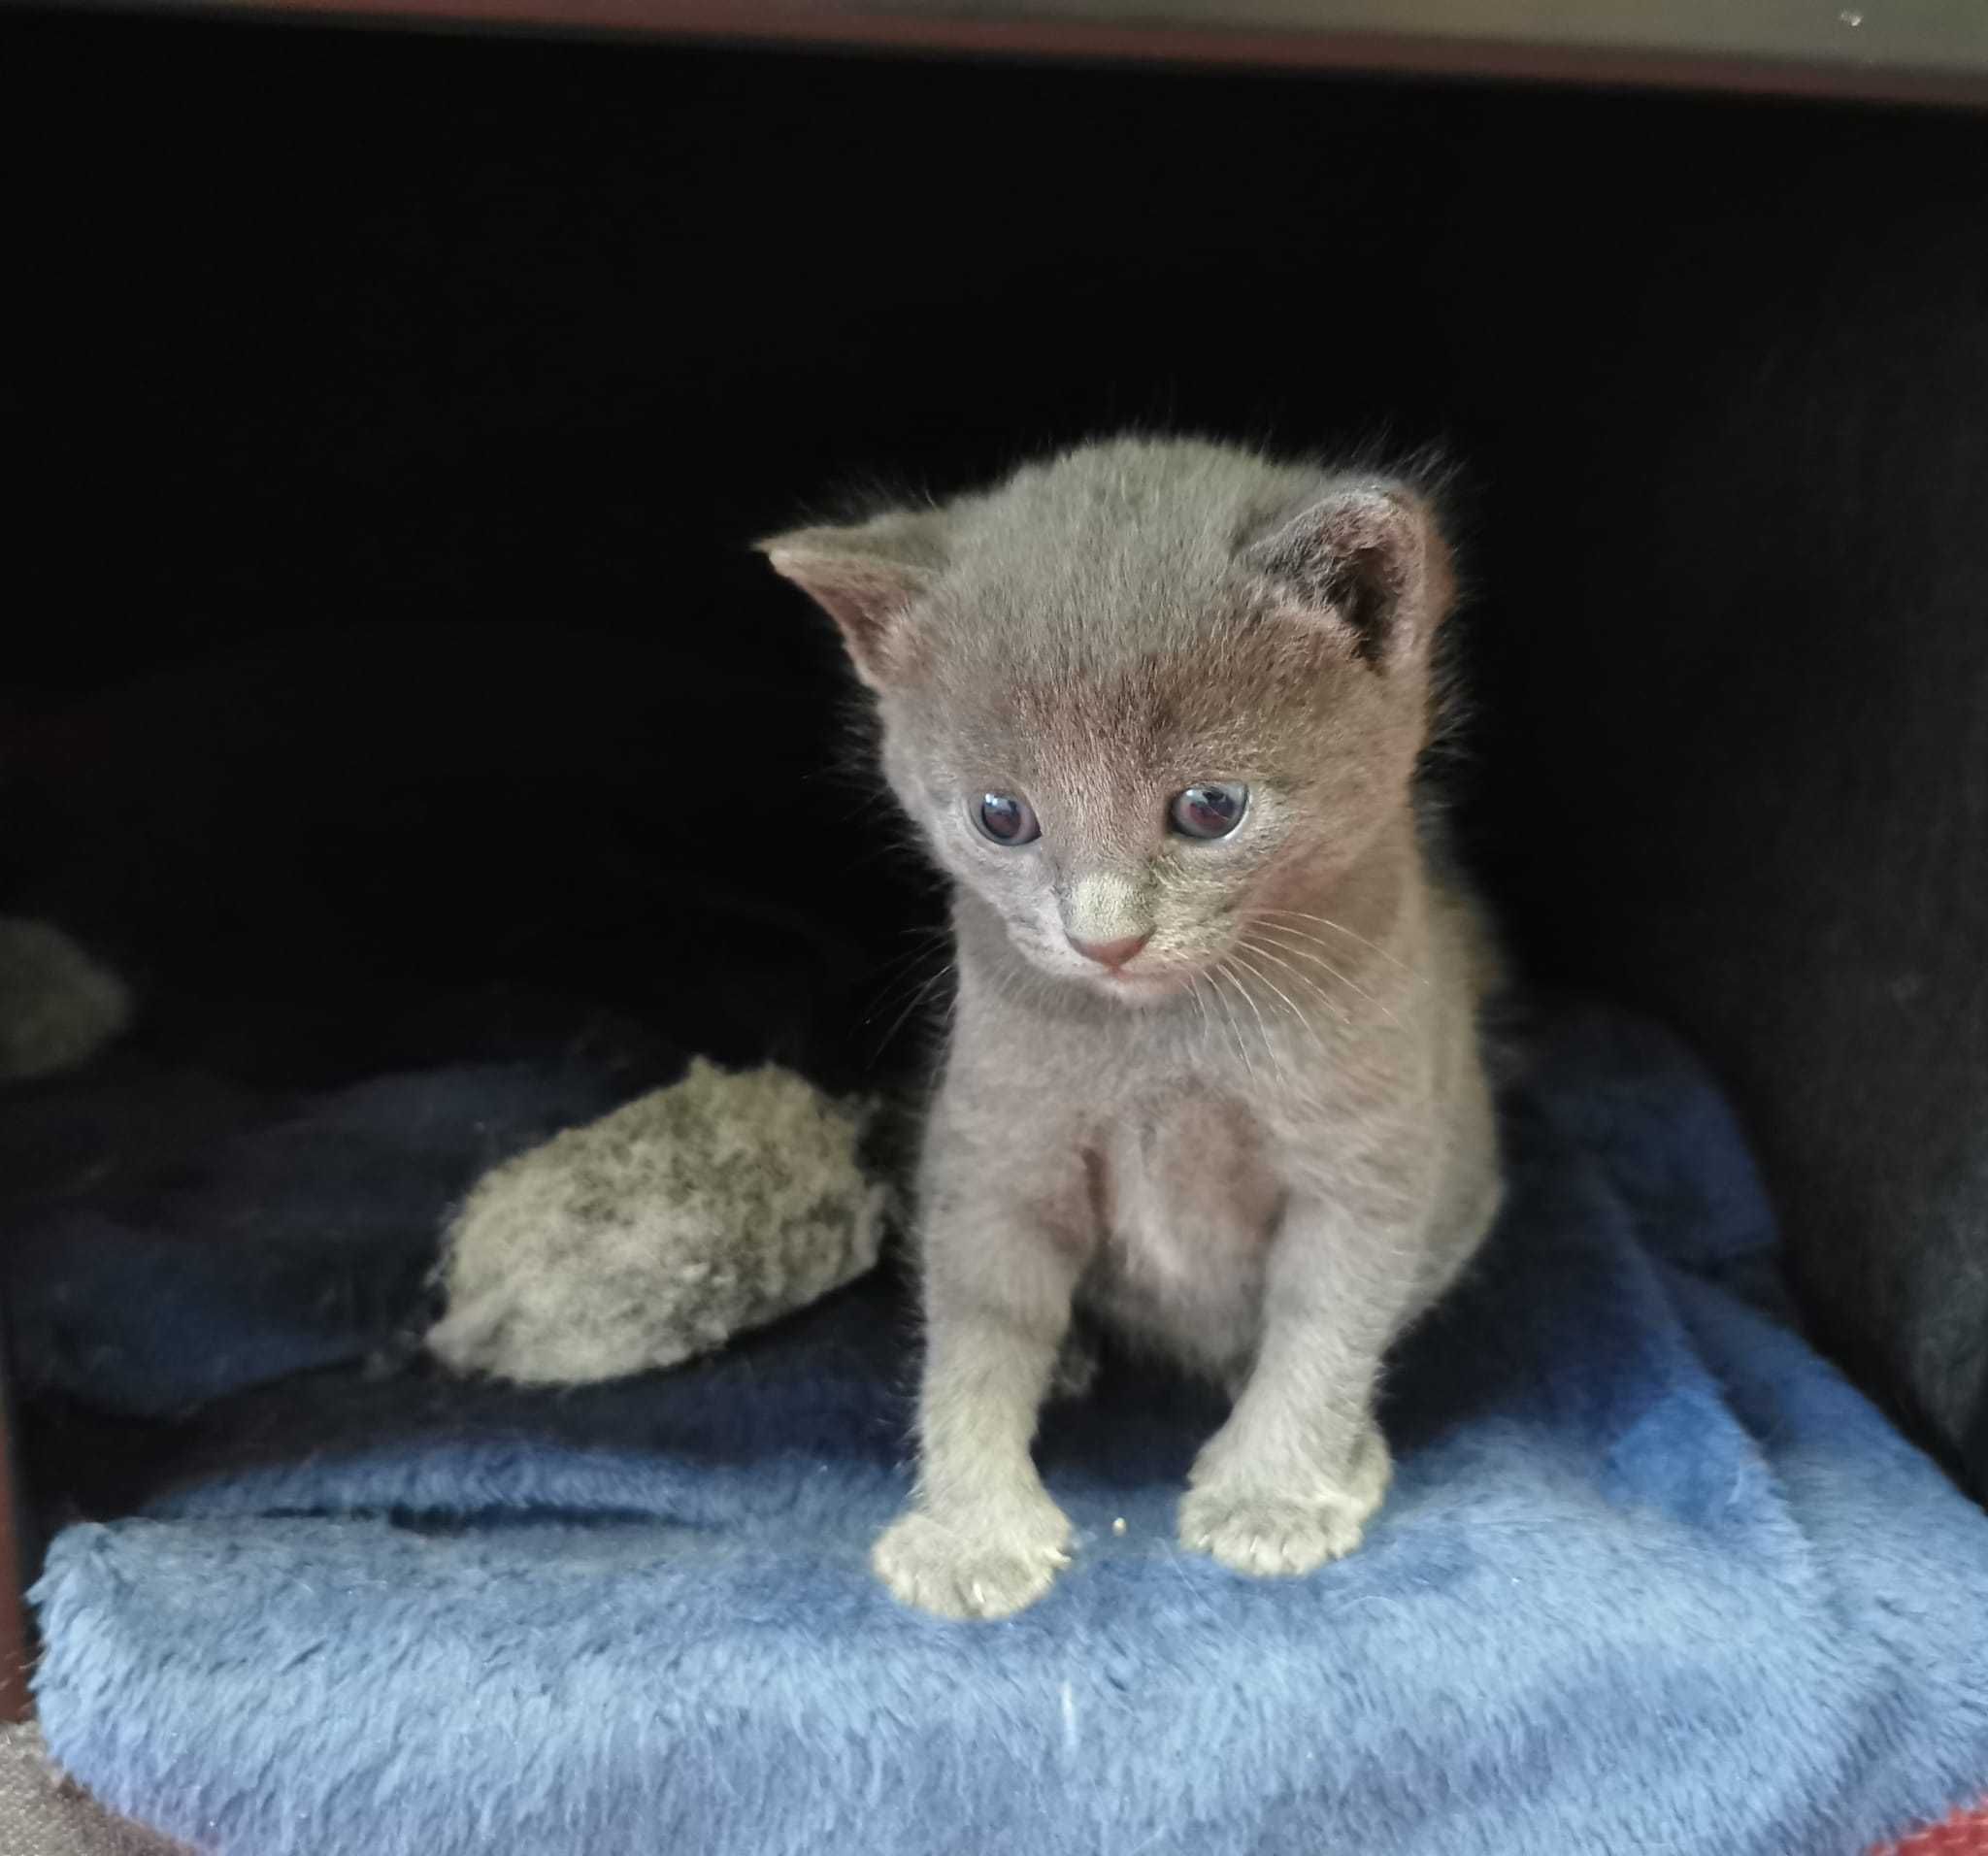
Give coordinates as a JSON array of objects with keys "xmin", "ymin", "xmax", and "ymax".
[{"xmin": 1069, "ymin": 932, "xmax": 1150, "ymax": 972}]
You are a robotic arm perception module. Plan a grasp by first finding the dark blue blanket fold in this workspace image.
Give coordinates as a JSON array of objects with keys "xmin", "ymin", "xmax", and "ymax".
[{"xmin": 5, "ymin": 1057, "xmax": 669, "ymax": 1415}]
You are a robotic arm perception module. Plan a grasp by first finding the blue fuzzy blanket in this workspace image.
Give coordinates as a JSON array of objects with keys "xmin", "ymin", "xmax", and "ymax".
[{"xmin": 21, "ymin": 1015, "xmax": 1988, "ymax": 1855}]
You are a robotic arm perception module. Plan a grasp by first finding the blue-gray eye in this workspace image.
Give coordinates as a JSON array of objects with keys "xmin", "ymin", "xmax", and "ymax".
[
  {"xmin": 976, "ymin": 792, "xmax": 1041, "ymax": 845},
  {"xmin": 1170, "ymin": 782, "xmax": 1249, "ymax": 840}
]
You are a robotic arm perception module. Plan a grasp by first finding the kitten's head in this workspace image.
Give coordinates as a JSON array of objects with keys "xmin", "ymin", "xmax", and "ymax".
[{"xmin": 762, "ymin": 437, "xmax": 1455, "ymax": 1004}]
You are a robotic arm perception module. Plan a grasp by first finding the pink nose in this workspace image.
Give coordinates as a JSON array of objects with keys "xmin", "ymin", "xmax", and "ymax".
[{"xmin": 1069, "ymin": 932, "xmax": 1150, "ymax": 972}]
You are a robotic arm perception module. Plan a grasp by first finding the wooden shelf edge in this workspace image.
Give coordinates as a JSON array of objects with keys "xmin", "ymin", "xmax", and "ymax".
[{"xmin": 45, "ymin": 0, "xmax": 1988, "ymax": 109}]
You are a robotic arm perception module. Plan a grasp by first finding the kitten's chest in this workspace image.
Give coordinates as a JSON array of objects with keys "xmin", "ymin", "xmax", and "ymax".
[{"xmin": 1077, "ymin": 1090, "xmax": 1284, "ymax": 1377}]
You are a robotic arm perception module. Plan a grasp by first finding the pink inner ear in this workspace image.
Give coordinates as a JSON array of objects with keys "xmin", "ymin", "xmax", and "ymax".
[
  {"xmin": 1247, "ymin": 486, "xmax": 1432, "ymax": 666},
  {"xmin": 765, "ymin": 546, "xmax": 933, "ymax": 686}
]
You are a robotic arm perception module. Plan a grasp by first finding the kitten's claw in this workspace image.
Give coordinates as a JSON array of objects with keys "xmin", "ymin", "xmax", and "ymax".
[
  {"xmin": 1180, "ymin": 1426, "xmax": 1392, "ymax": 1578},
  {"xmin": 873, "ymin": 1499, "xmax": 1074, "ymax": 1619},
  {"xmin": 1178, "ymin": 1491, "xmax": 1368, "ymax": 1576}
]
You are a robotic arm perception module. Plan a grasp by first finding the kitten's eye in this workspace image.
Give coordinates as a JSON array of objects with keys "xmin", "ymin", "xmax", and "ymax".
[
  {"xmin": 975, "ymin": 792, "xmax": 1041, "ymax": 846},
  {"xmin": 1169, "ymin": 782, "xmax": 1249, "ymax": 840}
]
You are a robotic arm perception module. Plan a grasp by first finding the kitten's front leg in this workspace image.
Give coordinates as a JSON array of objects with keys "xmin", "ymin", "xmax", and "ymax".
[
  {"xmin": 1179, "ymin": 1192, "xmax": 1408, "ymax": 1578},
  {"xmin": 874, "ymin": 1202, "xmax": 1080, "ymax": 1620}
]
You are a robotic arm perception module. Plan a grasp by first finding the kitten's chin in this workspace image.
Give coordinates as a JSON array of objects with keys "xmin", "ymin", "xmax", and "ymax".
[{"xmin": 1076, "ymin": 966, "xmax": 1198, "ymax": 1008}]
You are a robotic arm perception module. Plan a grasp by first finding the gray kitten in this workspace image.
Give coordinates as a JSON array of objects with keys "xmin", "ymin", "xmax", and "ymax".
[{"xmin": 763, "ymin": 436, "xmax": 1503, "ymax": 1619}]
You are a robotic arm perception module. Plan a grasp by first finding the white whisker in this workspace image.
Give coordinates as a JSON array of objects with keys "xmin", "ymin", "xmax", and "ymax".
[
  {"xmin": 1249, "ymin": 926, "xmax": 1364, "ymax": 995},
  {"xmin": 1216, "ymin": 955, "xmax": 1290, "ymax": 1090},
  {"xmin": 1239, "ymin": 939, "xmax": 1352, "ymax": 1028},
  {"xmin": 1226, "ymin": 945, "xmax": 1310, "ymax": 1031},
  {"xmin": 1250, "ymin": 925, "xmax": 1403, "ymax": 1026},
  {"xmin": 1188, "ymin": 973, "xmax": 1217, "ymax": 1054},
  {"xmin": 868, "ymin": 959, "xmax": 957, "ymax": 1058},
  {"xmin": 1253, "ymin": 908, "xmax": 1414, "ymax": 977},
  {"xmin": 1207, "ymin": 964, "xmax": 1259, "ymax": 1086}
]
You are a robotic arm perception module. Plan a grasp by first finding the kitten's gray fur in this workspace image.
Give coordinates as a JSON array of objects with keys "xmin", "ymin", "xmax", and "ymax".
[{"xmin": 764, "ymin": 436, "xmax": 1503, "ymax": 1618}]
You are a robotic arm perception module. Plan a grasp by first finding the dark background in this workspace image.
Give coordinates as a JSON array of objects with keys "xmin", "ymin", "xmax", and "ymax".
[{"xmin": 5, "ymin": 12, "xmax": 1986, "ymax": 1488}]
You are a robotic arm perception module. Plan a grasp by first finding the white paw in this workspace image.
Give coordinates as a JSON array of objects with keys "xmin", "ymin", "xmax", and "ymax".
[
  {"xmin": 1180, "ymin": 1425, "xmax": 1392, "ymax": 1579},
  {"xmin": 873, "ymin": 1498, "xmax": 1073, "ymax": 1619}
]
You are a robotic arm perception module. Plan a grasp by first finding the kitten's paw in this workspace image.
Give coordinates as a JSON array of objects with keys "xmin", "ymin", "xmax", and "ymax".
[
  {"xmin": 873, "ymin": 1498, "xmax": 1073, "ymax": 1620},
  {"xmin": 1178, "ymin": 1490, "xmax": 1367, "ymax": 1577},
  {"xmin": 1180, "ymin": 1426, "xmax": 1392, "ymax": 1579}
]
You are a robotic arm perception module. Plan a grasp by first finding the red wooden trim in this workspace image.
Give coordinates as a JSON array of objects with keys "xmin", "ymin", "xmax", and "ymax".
[
  {"xmin": 1872, "ymin": 1801, "xmax": 1988, "ymax": 1855},
  {"xmin": 87, "ymin": 0, "xmax": 1988, "ymax": 111},
  {"xmin": 0, "ymin": 1386, "xmax": 31, "ymax": 1723}
]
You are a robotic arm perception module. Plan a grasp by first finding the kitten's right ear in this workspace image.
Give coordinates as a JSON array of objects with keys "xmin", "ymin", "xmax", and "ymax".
[{"xmin": 757, "ymin": 511, "xmax": 947, "ymax": 690}]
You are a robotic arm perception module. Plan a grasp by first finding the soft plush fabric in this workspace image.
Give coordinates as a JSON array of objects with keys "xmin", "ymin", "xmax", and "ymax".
[
  {"xmin": 427, "ymin": 1059, "xmax": 887, "ymax": 1385},
  {"xmin": 0, "ymin": 919, "xmax": 130, "ymax": 1083},
  {"xmin": 25, "ymin": 1014, "xmax": 1988, "ymax": 1856},
  {"xmin": 4, "ymin": 1054, "xmax": 676, "ymax": 1416}
]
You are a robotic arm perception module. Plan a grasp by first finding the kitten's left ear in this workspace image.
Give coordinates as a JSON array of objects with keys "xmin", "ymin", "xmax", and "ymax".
[
  {"xmin": 757, "ymin": 509, "xmax": 948, "ymax": 690},
  {"xmin": 1241, "ymin": 482, "xmax": 1450, "ymax": 669}
]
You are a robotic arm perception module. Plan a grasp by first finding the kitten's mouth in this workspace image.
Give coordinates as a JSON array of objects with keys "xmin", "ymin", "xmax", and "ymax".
[{"xmin": 1083, "ymin": 963, "xmax": 1195, "ymax": 1005}]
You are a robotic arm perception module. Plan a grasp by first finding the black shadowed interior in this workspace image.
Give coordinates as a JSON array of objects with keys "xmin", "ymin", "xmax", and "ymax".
[{"xmin": 4, "ymin": 11, "xmax": 1986, "ymax": 1515}]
